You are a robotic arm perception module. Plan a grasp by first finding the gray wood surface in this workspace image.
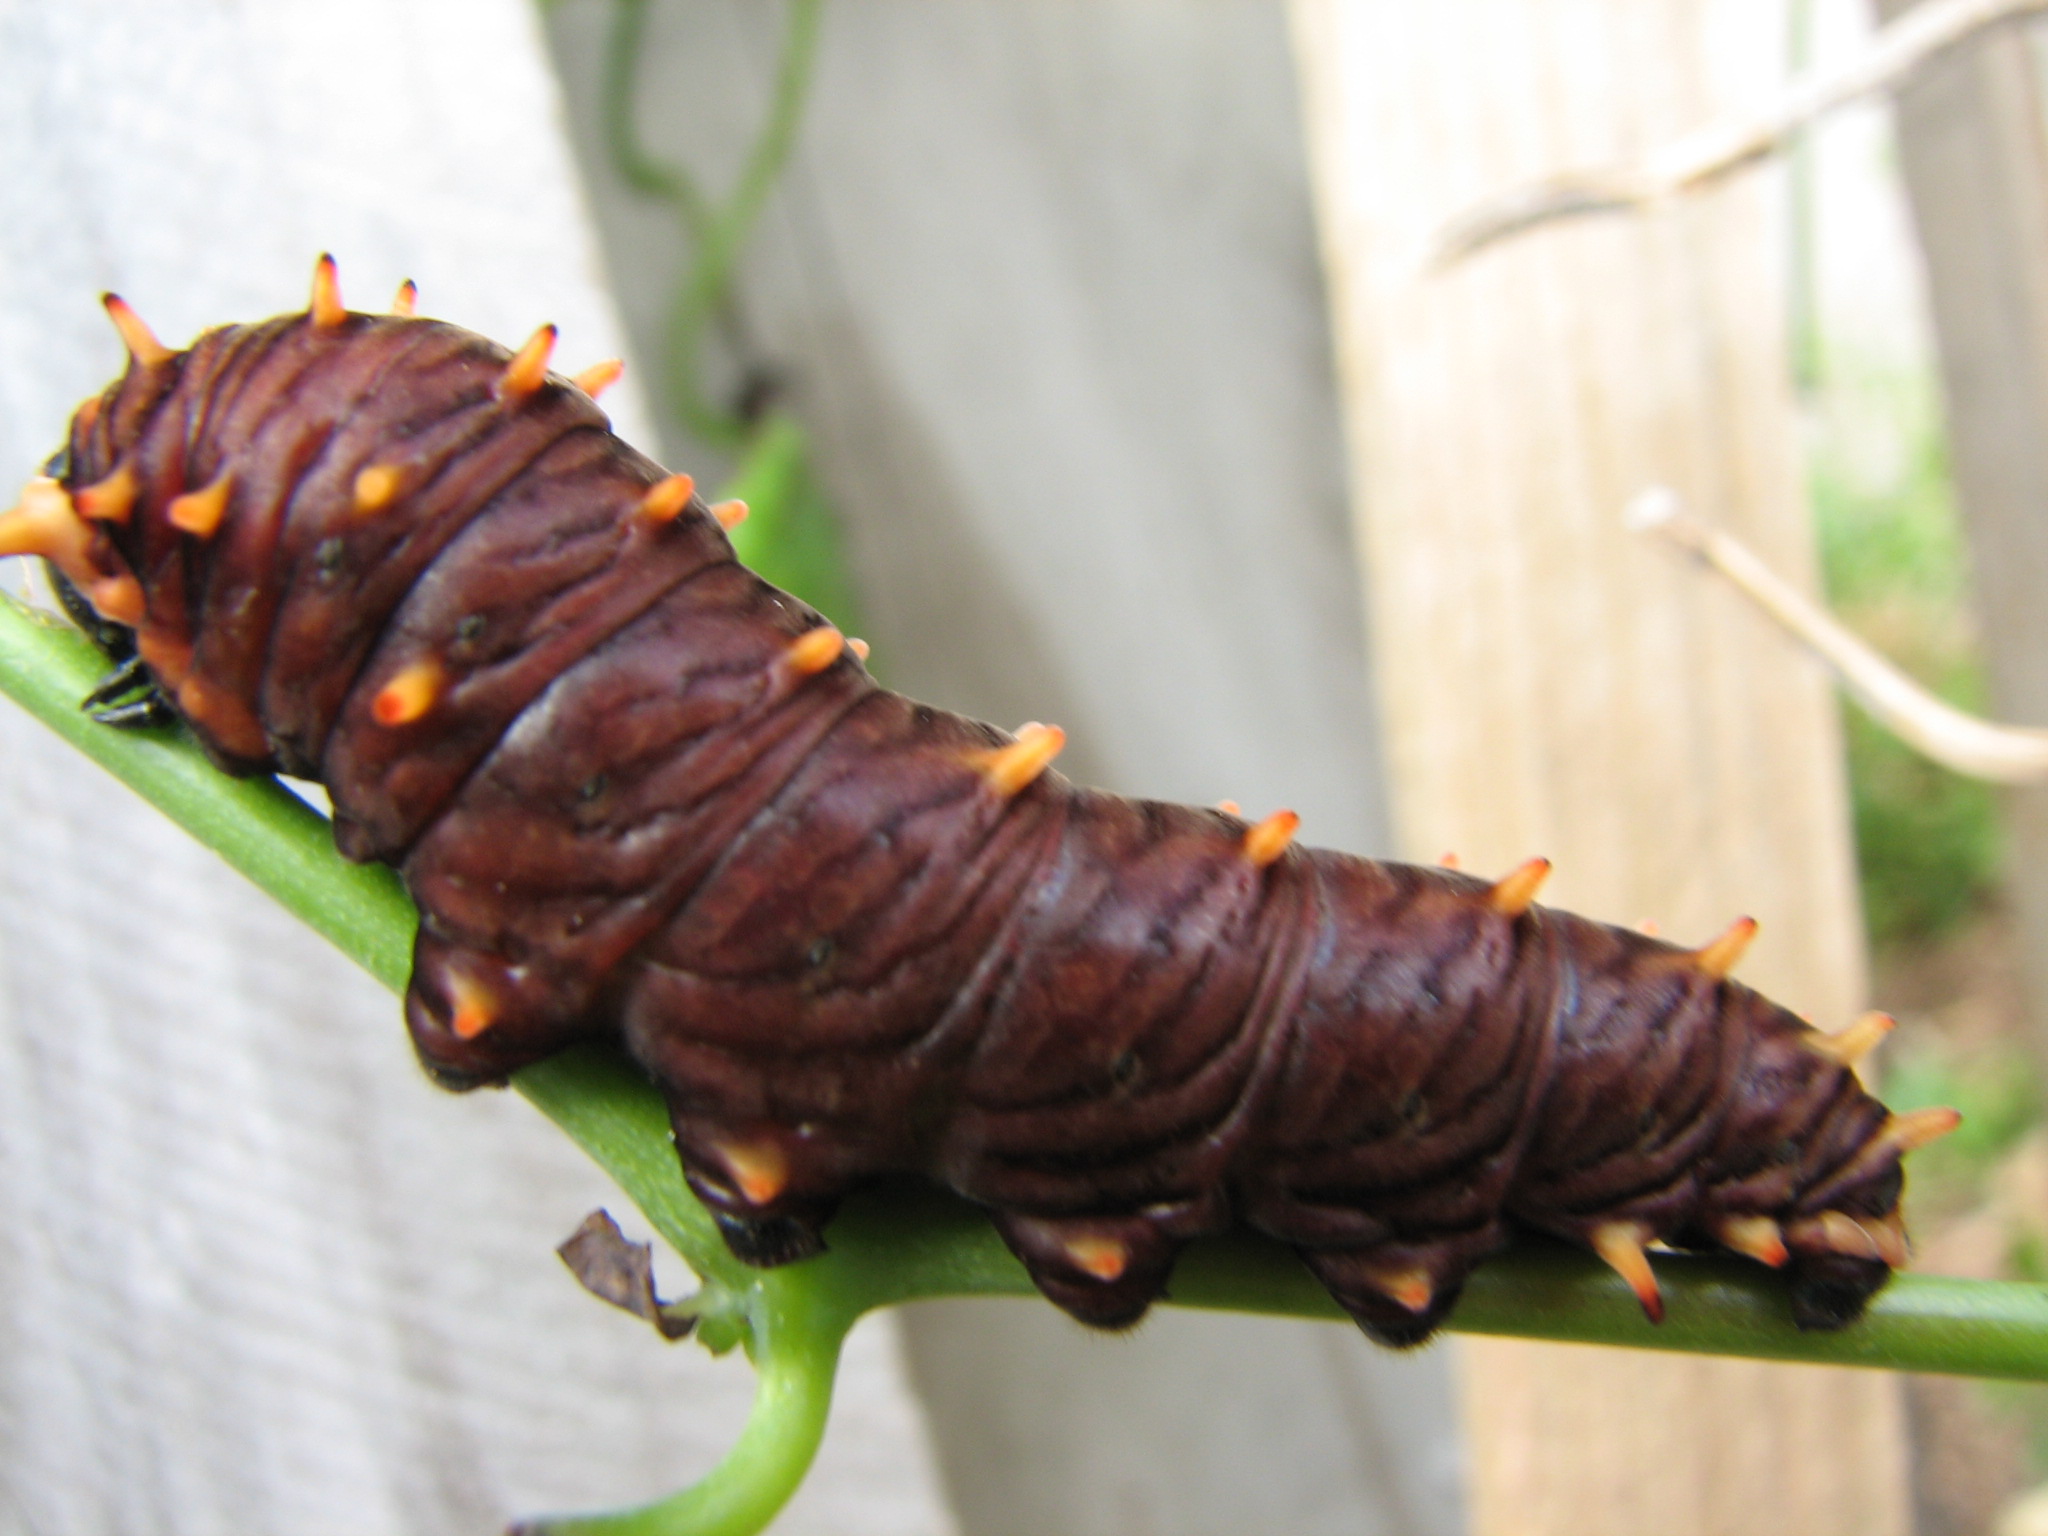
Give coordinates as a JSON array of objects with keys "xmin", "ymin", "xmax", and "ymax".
[
  {"xmin": 1873, "ymin": 0, "xmax": 2048, "ymax": 1082},
  {"xmin": 1290, "ymin": 1, "xmax": 1908, "ymax": 1530},
  {"xmin": 542, "ymin": 3, "xmax": 1463, "ymax": 1533},
  {"xmin": 0, "ymin": 3, "xmax": 950, "ymax": 1532}
]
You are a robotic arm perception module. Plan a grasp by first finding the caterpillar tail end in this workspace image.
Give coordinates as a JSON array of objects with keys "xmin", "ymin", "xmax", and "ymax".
[
  {"xmin": 1786, "ymin": 1250, "xmax": 1893, "ymax": 1332},
  {"xmin": 1777, "ymin": 1106, "xmax": 1950, "ymax": 1330},
  {"xmin": 710, "ymin": 1209, "xmax": 830, "ymax": 1268},
  {"xmin": 1770, "ymin": 1206, "xmax": 1923, "ymax": 1332}
]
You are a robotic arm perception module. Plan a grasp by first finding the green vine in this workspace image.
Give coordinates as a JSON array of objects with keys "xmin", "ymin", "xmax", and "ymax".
[{"xmin": 601, "ymin": 0, "xmax": 823, "ymax": 450}]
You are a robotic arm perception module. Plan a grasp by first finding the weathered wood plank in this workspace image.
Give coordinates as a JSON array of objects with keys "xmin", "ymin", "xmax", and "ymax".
[
  {"xmin": 1875, "ymin": 0, "xmax": 2048, "ymax": 1083},
  {"xmin": 1288, "ymin": 2, "xmax": 1911, "ymax": 1530}
]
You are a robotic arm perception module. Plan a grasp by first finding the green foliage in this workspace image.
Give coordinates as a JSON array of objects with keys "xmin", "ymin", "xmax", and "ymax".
[
  {"xmin": 1810, "ymin": 387, "xmax": 2003, "ymax": 948},
  {"xmin": 1838, "ymin": 707, "xmax": 2001, "ymax": 944},
  {"xmin": 1885, "ymin": 1034, "xmax": 2039, "ymax": 1219},
  {"xmin": 719, "ymin": 414, "xmax": 865, "ymax": 643}
]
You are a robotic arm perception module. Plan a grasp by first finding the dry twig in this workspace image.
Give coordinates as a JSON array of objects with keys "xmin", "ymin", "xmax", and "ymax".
[
  {"xmin": 1628, "ymin": 487, "xmax": 2048, "ymax": 784},
  {"xmin": 1433, "ymin": 0, "xmax": 2048, "ymax": 267}
]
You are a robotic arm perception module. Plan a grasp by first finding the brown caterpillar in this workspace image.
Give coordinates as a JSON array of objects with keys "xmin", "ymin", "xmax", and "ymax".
[{"xmin": 0, "ymin": 257, "xmax": 1958, "ymax": 1347}]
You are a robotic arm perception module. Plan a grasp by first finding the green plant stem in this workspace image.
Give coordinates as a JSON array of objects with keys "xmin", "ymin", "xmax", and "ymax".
[
  {"xmin": 1167, "ymin": 1228, "xmax": 2048, "ymax": 1381},
  {"xmin": 601, "ymin": 0, "xmax": 712, "ymax": 236},
  {"xmin": 515, "ymin": 1290, "xmax": 846, "ymax": 1536}
]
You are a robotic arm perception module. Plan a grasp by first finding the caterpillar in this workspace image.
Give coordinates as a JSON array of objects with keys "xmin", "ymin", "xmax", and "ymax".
[{"xmin": 0, "ymin": 256, "xmax": 1958, "ymax": 1347}]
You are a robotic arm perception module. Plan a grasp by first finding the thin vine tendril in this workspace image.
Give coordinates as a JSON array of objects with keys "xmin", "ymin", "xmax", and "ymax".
[{"xmin": 602, "ymin": 0, "xmax": 824, "ymax": 447}]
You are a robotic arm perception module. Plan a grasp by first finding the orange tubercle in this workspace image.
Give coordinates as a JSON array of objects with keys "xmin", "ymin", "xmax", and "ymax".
[
  {"xmin": 1486, "ymin": 856, "xmax": 1551, "ymax": 917},
  {"xmin": 309, "ymin": 253, "xmax": 346, "ymax": 328},
  {"xmin": 571, "ymin": 358, "xmax": 625, "ymax": 398},
  {"xmin": 1865, "ymin": 1211, "xmax": 1911, "ymax": 1267},
  {"xmin": 710, "ymin": 498, "xmax": 749, "ymax": 531},
  {"xmin": 847, "ymin": 637, "xmax": 871, "ymax": 662},
  {"xmin": 371, "ymin": 660, "xmax": 444, "ymax": 726},
  {"xmin": 1366, "ymin": 1266, "xmax": 1434, "ymax": 1314},
  {"xmin": 1808, "ymin": 1211, "xmax": 1889, "ymax": 1263},
  {"xmin": 1063, "ymin": 1235, "xmax": 1129, "ymax": 1283},
  {"xmin": 638, "ymin": 473, "xmax": 695, "ymax": 524},
  {"xmin": 167, "ymin": 474, "xmax": 233, "ymax": 538},
  {"xmin": 1714, "ymin": 1213, "xmax": 1789, "ymax": 1268},
  {"xmin": 1884, "ymin": 1105, "xmax": 1962, "ymax": 1155},
  {"xmin": 353, "ymin": 463, "xmax": 403, "ymax": 515},
  {"xmin": 87, "ymin": 575, "xmax": 145, "ymax": 626},
  {"xmin": 497, "ymin": 323, "xmax": 558, "ymax": 402},
  {"xmin": 1809, "ymin": 1010, "xmax": 1894, "ymax": 1070},
  {"xmin": 1827, "ymin": 1213, "xmax": 1908, "ymax": 1268},
  {"xmin": 719, "ymin": 1140, "xmax": 789, "ymax": 1206},
  {"xmin": 102, "ymin": 293, "xmax": 173, "ymax": 368},
  {"xmin": 786, "ymin": 626, "xmax": 845, "ymax": 677},
  {"xmin": 75, "ymin": 464, "xmax": 138, "ymax": 524},
  {"xmin": 1590, "ymin": 1221, "xmax": 1663, "ymax": 1323},
  {"xmin": 0, "ymin": 477, "xmax": 94, "ymax": 580},
  {"xmin": 1243, "ymin": 809, "xmax": 1300, "ymax": 868},
  {"xmin": 971, "ymin": 722, "xmax": 1066, "ymax": 797},
  {"xmin": 1692, "ymin": 915, "xmax": 1758, "ymax": 979},
  {"xmin": 391, "ymin": 279, "xmax": 419, "ymax": 317},
  {"xmin": 447, "ymin": 970, "xmax": 498, "ymax": 1041}
]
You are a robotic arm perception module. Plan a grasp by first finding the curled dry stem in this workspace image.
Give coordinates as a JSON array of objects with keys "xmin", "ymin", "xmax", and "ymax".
[
  {"xmin": 1432, "ymin": 0, "xmax": 2048, "ymax": 267},
  {"xmin": 1629, "ymin": 487, "xmax": 2048, "ymax": 784}
]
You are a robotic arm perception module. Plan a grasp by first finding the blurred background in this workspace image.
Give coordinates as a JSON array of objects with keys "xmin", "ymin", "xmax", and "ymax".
[{"xmin": 2, "ymin": 1, "xmax": 2046, "ymax": 1532}]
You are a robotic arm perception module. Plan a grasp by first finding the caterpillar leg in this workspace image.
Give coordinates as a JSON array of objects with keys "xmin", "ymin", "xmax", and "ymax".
[
  {"xmin": 992, "ymin": 1211, "xmax": 1183, "ymax": 1330},
  {"xmin": 671, "ymin": 1123, "xmax": 840, "ymax": 1269},
  {"xmin": 80, "ymin": 657, "xmax": 177, "ymax": 727},
  {"xmin": 402, "ymin": 932, "xmax": 608, "ymax": 1088},
  {"xmin": 1299, "ymin": 1242, "xmax": 1475, "ymax": 1348},
  {"xmin": 42, "ymin": 564, "xmax": 177, "ymax": 727},
  {"xmin": 707, "ymin": 1208, "xmax": 832, "ymax": 1268}
]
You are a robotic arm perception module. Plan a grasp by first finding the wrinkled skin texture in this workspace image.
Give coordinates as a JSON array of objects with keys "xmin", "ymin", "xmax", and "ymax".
[{"xmin": 37, "ymin": 301, "xmax": 1910, "ymax": 1344}]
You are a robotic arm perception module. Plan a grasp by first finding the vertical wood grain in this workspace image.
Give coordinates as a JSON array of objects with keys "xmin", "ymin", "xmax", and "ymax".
[
  {"xmin": 1288, "ymin": 2, "xmax": 1911, "ymax": 1530},
  {"xmin": 1874, "ymin": 0, "xmax": 2048, "ymax": 1083}
]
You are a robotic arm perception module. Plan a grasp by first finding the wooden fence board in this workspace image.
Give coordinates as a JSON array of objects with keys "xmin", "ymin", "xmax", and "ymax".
[{"xmin": 1288, "ymin": 3, "xmax": 1911, "ymax": 1530}]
